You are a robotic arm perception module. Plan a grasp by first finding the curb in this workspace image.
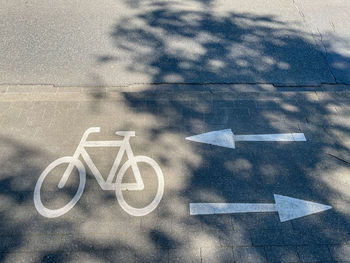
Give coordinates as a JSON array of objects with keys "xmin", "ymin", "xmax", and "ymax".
[{"xmin": 1, "ymin": 84, "xmax": 349, "ymax": 94}]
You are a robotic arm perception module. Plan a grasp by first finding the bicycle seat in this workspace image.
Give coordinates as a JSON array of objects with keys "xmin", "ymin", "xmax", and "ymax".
[{"xmin": 116, "ymin": 131, "xmax": 136, "ymax": 137}]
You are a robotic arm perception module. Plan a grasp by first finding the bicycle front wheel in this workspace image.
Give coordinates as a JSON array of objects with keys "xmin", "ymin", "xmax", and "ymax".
[
  {"xmin": 34, "ymin": 156, "xmax": 86, "ymax": 218},
  {"xmin": 115, "ymin": 156, "xmax": 164, "ymax": 216}
]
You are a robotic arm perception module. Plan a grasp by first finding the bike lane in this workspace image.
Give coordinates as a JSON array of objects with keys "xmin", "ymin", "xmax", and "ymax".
[{"xmin": 1, "ymin": 85, "xmax": 350, "ymax": 262}]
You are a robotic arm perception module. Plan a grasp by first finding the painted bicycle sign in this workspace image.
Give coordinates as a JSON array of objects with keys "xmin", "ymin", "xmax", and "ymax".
[{"xmin": 34, "ymin": 127, "xmax": 164, "ymax": 218}]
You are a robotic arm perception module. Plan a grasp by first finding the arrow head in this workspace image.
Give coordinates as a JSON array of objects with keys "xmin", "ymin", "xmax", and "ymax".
[
  {"xmin": 186, "ymin": 129, "xmax": 235, "ymax": 148},
  {"xmin": 274, "ymin": 194, "xmax": 332, "ymax": 222}
]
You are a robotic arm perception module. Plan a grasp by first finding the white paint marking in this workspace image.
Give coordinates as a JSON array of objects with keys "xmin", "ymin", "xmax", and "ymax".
[
  {"xmin": 34, "ymin": 127, "xmax": 164, "ymax": 218},
  {"xmin": 34, "ymin": 157, "xmax": 86, "ymax": 218},
  {"xmin": 190, "ymin": 194, "xmax": 331, "ymax": 222},
  {"xmin": 186, "ymin": 129, "xmax": 235, "ymax": 148},
  {"xmin": 190, "ymin": 203, "xmax": 276, "ymax": 215},
  {"xmin": 234, "ymin": 133, "xmax": 306, "ymax": 142},
  {"xmin": 186, "ymin": 129, "xmax": 306, "ymax": 148},
  {"xmin": 274, "ymin": 194, "xmax": 331, "ymax": 222},
  {"xmin": 291, "ymin": 133, "xmax": 307, "ymax": 141}
]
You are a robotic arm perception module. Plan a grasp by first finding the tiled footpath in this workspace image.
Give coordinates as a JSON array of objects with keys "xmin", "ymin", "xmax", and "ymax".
[{"xmin": 1, "ymin": 84, "xmax": 350, "ymax": 262}]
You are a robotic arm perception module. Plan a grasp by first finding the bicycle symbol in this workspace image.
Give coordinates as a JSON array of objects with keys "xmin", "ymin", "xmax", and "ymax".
[{"xmin": 34, "ymin": 127, "xmax": 164, "ymax": 218}]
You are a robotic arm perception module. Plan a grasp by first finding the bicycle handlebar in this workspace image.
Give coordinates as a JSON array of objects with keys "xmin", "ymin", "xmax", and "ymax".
[
  {"xmin": 81, "ymin": 128, "xmax": 135, "ymax": 142},
  {"xmin": 84, "ymin": 127, "xmax": 101, "ymax": 135}
]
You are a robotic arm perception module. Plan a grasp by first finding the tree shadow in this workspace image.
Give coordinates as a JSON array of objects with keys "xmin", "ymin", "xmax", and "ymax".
[
  {"xmin": 100, "ymin": 6, "xmax": 335, "ymax": 85},
  {"xmin": 94, "ymin": 3, "xmax": 350, "ymax": 262},
  {"xmin": 2, "ymin": 2, "xmax": 350, "ymax": 263}
]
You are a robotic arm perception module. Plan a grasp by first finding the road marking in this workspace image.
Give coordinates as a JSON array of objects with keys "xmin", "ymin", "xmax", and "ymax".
[
  {"xmin": 186, "ymin": 129, "xmax": 306, "ymax": 148},
  {"xmin": 34, "ymin": 127, "xmax": 164, "ymax": 218},
  {"xmin": 235, "ymin": 133, "xmax": 306, "ymax": 142},
  {"xmin": 190, "ymin": 194, "xmax": 331, "ymax": 222},
  {"xmin": 186, "ymin": 129, "xmax": 235, "ymax": 148}
]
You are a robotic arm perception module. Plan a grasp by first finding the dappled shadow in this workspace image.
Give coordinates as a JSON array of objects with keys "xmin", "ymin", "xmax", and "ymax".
[
  {"xmin": 319, "ymin": 33, "xmax": 350, "ymax": 84},
  {"xmin": 0, "ymin": 132, "xmax": 169, "ymax": 262},
  {"xmin": 115, "ymin": 86, "xmax": 350, "ymax": 261},
  {"xmin": 99, "ymin": 4, "xmax": 335, "ymax": 85},
  {"xmin": 2, "ymin": 1, "xmax": 350, "ymax": 263},
  {"xmin": 95, "ymin": 2, "xmax": 350, "ymax": 262}
]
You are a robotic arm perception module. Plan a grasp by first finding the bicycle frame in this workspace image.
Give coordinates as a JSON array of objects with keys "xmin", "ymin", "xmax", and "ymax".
[{"xmin": 58, "ymin": 127, "xmax": 144, "ymax": 191}]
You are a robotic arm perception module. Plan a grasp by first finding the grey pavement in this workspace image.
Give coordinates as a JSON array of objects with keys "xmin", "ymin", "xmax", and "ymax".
[
  {"xmin": 1, "ymin": 84, "xmax": 350, "ymax": 262},
  {"xmin": 2, "ymin": 0, "xmax": 350, "ymax": 262},
  {"xmin": 1, "ymin": 0, "xmax": 350, "ymax": 86}
]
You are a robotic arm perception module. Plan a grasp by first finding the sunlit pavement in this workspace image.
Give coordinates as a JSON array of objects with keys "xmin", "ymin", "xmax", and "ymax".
[
  {"xmin": 0, "ymin": 84, "xmax": 350, "ymax": 262},
  {"xmin": 2, "ymin": 0, "xmax": 350, "ymax": 262},
  {"xmin": 1, "ymin": 0, "xmax": 350, "ymax": 86}
]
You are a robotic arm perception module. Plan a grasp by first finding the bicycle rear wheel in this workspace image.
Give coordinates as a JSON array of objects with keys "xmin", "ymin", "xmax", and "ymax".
[
  {"xmin": 34, "ymin": 156, "xmax": 86, "ymax": 218},
  {"xmin": 115, "ymin": 156, "xmax": 164, "ymax": 216}
]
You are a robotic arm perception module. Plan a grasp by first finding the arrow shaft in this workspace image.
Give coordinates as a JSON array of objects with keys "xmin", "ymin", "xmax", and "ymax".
[
  {"xmin": 190, "ymin": 203, "xmax": 276, "ymax": 215},
  {"xmin": 234, "ymin": 133, "xmax": 306, "ymax": 142}
]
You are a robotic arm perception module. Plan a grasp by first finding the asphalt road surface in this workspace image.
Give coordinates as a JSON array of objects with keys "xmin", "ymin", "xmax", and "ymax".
[{"xmin": 0, "ymin": 0, "xmax": 350, "ymax": 86}]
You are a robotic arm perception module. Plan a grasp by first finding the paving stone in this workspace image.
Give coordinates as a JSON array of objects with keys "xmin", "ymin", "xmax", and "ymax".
[
  {"xmin": 201, "ymin": 246, "xmax": 234, "ymax": 263},
  {"xmin": 39, "ymin": 252, "xmax": 69, "ymax": 263},
  {"xmin": 329, "ymin": 244, "xmax": 350, "ymax": 262},
  {"xmin": 256, "ymin": 100, "xmax": 283, "ymax": 109},
  {"xmin": 231, "ymin": 213, "xmax": 292, "ymax": 232},
  {"xmin": 168, "ymin": 248, "xmax": 201, "ymax": 263},
  {"xmin": 135, "ymin": 249, "xmax": 169, "ymax": 263},
  {"xmin": 297, "ymin": 245, "xmax": 332, "ymax": 262},
  {"xmin": 171, "ymin": 217, "xmax": 201, "ymax": 234},
  {"xmin": 204, "ymin": 107, "xmax": 230, "ymax": 125},
  {"xmin": 233, "ymin": 247, "xmax": 267, "ymax": 263},
  {"xmin": 151, "ymin": 229, "xmax": 184, "ymax": 249},
  {"xmin": 188, "ymin": 231, "xmax": 221, "ymax": 249},
  {"xmin": 311, "ymin": 230, "xmax": 349, "ymax": 245},
  {"xmin": 22, "ymin": 234, "xmax": 67, "ymax": 252},
  {"xmin": 199, "ymin": 215, "xmax": 234, "ymax": 233},
  {"xmin": 251, "ymin": 229, "xmax": 284, "ymax": 246},
  {"xmin": 0, "ymin": 235, "xmax": 23, "ymax": 253},
  {"xmin": 219, "ymin": 230, "xmax": 252, "ymax": 247},
  {"xmin": 290, "ymin": 211, "xmax": 350, "ymax": 232},
  {"xmin": 212, "ymin": 99, "xmax": 257, "ymax": 109},
  {"xmin": 265, "ymin": 246, "xmax": 299, "ymax": 263},
  {"xmin": 282, "ymin": 230, "xmax": 317, "ymax": 246},
  {"xmin": 67, "ymin": 249, "xmax": 137, "ymax": 263},
  {"xmin": 0, "ymin": 252, "xmax": 41, "ymax": 263}
]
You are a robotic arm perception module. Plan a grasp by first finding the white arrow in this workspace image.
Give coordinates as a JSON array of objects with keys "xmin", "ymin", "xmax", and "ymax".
[
  {"xmin": 186, "ymin": 129, "xmax": 306, "ymax": 149},
  {"xmin": 190, "ymin": 194, "xmax": 331, "ymax": 222}
]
